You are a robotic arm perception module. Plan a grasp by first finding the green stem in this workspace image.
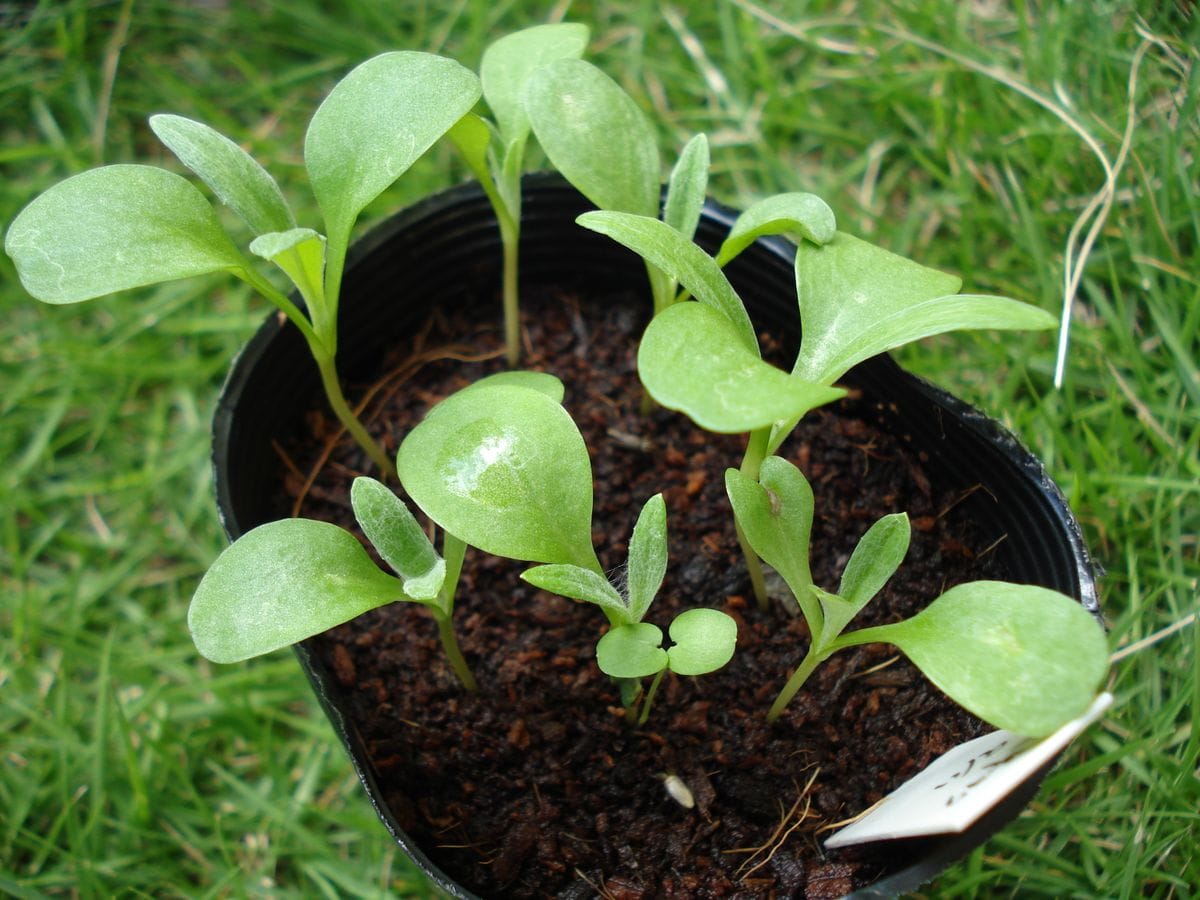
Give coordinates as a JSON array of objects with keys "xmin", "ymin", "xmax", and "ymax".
[
  {"xmin": 636, "ymin": 669, "xmax": 667, "ymax": 726},
  {"xmin": 767, "ymin": 643, "xmax": 826, "ymax": 723},
  {"xmin": 435, "ymin": 611, "xmax": 478, "ymax": 693},
  {"xmin": 500, "ymin": 220, "xmax": 521, "ymax": 367},
  {"xmin": 738, "ymin": 427, "xmax": 772, "ymax": 611},
  {"xmin": 314, "ymin": 351, "xmax": 395, "ymax": 480}
]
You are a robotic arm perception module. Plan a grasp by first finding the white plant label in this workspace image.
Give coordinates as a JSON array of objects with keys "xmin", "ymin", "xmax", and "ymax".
[{"xmin": 824, "ymin": 692, "xmax": 1113, "ymax": 848}]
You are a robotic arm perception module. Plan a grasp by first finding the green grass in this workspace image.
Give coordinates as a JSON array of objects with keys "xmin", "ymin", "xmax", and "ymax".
[{"xmin": 2, "ymin": 1, "xmax": 1196, "ymax": 896}]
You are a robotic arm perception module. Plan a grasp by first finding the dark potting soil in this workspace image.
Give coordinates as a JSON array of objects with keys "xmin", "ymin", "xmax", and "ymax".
[{"xmin": 274, "ymin": 289, "xmax": 1008, "ymax": 899}]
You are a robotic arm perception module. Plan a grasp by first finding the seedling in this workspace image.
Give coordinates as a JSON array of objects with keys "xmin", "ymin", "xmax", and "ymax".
[
  {"xmin": 578, "ymin": 201, "xmax": 1057, "ymax": 607},
  {"xmin": 726, "ymin": 456, "xmax": 1109, "ymax": 733},
  {"xmin": 189, "ymin": 474, "xmax": 476, "ymax": 691},
  {"xmin": 5, "ymin": 51, "xmax": 484, "ymax": 478},
  {"xmin": 397, "ymin": 379, "xmax": 736, "ymax": 722},
  {"xmin": 448, "ymin": 23, "xmax": 590, "ymax": 366}
]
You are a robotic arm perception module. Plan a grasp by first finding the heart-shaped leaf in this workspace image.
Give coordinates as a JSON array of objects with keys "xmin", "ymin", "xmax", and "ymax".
[
  {"xmin": 663, "ymin": 134, "xmax": 710, "ymax": 241},
  {"xmin": 639, "ymin": 302, "xmax": 844, "ymax": 433},
  {"xmin": 521, "ymin": 564, "xmax": 628, "ymax": 624},
  {"xmin": 793, "ymin": 232, "xmax": 1056, "ymax": 385},
  {"xmin": 189, "ymin": 519, "xmax": 402, "ymax": 663},
  {"xmin": 6, "ymin": 165, "xmax": 245, "ymax": 304},
  {"xmin": 666, "ymin": 608, "xmax": 738, "ymax": 676},
  {"xmin": 482, "ymin": 23, "xmax": 589, "ymax": 147},
  {"xmin": 834, "ymin": 582, "xmax": 1108, "ymax": 737},
  {"xmin": 524, "ymin": 58, "xmax": 659, "ymax": 218},
  {"xmin": 596, "ymin": 622, "xmax": 667, "ymax": 678},
  {"xmin": 626, "ymin": 493, "xmax": 668, "ymax": 623},
  {"xmin": 715, "ymin": 192, "xmax": 835, "ymax": 266},
  {"xmin": 350, "ymin": 477, "xmax": 445, "ymax": 605},
  {"xmin": 577, "ymin": 210, "xmax": 757, "ymax": 353},
  {"xmin": 397, "ymin": 384, "xmax": 600, "ymax": 570},
  {"xmin": 305, "ymin": 52, "xmax": 481, "ymax": 248},
  {"xmin": 150, "ymin": 113, "xmax": 294, "ymax": 235}
]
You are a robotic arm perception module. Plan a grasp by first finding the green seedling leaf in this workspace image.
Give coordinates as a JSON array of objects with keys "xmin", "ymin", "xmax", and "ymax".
[
  {"xmin": 596, "ymin": 622, "xmax": 668, "ymax": 678},
  {"xmin": 446, "ymin": 112, "xmax": 493, "ymax": 186},
  {"xmin": 666, "ymin": 608, "xmax": 738, "ymax": 676},
  {"xmin": 350, "ymin": 477, "xmax": 445, "ymax": 604},
  {"xmin": 577, "ymin": 210, "xmax": 757, "ymax": 352},
  {"xmin": 725, "ymin": 456, "xmax": 820, "ymax": 631},
  {"xmin": 189, "ymin": 519, "xmax": 402, "ymax": 663},
  {"xmin": 149, "ymin": 113, "xmax": 294, "ymax": 235},
  {"xmin": 626, "ymin": 493, "xmax": 668, "ymax": 623},
  {"xmin": 639, "ymin": 302, "xmax": 844, "ymax": 433},
  {"xmin": 397, "ymin": 384, "xmax": 600, "ymax": 570},
  {"xmin": 521, "ymin": 564, "xmax": 628, "ymax": 623},
  {"xmin": 524, "ymin": 59, "xmax": 659, "ymax": 218},
  {"xmin": 463, "ymin": 370, "xmax": 565, "ymax": 404},
  {"xmin": 482, "ymin": 23, "xmax": 589, "ymax": 147},
  {"xmin": 715, "ymin": 192, "xmax": 835, "ymax": 266},
  {"xmin": 835, "ymin": 582, "xmax": 1109, "ymax": 737},
  {"xmin": 663, "ymin": 134, "xmax": 710, "ymax": 241},
  {"xmin": 305, "ymin": 51, "xmax": 481, "ymax": 247},
  {"xmin": 793, "ymin": 232, "xmax": 1057, "ymax": 384},
  {"xmin": 838, "ymin": 512, "xmax": 910, "ymax": 609},
  {"xmin": 6, "ymin": 165, "xmax": 245, "ymax": 304},
  {"xmin": 249, "ymin": 228, "xmax": 326, "ymax": 311}
]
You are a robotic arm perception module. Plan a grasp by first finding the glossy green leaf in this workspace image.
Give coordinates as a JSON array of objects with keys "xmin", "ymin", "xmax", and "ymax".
[
  {"xmin": 524, "ymin": 59, "xmax": 659, "ymax": 218},
  {"xmin": 639, "ymin": 302, "xmax": 843, "ymax": 433},
  {"xmin": 249, "ymin": 228, "xmax": 326, "ymax": 312},
  {"xmin": 463, "ymin": 370, "xmax": 565, "ymax": 404},
  {"xmin": 663, "ymin": 134, "xmax": 710, "ymax": 240},
  {"xmin": 305, "ymin": 52, "xmax": 481, "ymax": 246},
  {"xmin": 577, "ymin": 210, "xmax": 757, "ymax": 353},
  {"xmin": 350, "ymin": 477, "xmax": 445, "ymax": 604},
  {"xmin": 596, "ymin": 622, "xmax": 667, "ymax": 678},
  {"xmin": 521, "ymin": 564, "xmax": 628, "ymax": 623},
  {"xmin": 666, "ymin": 608, "xmax": 738, "ymax": 676},
  {"xmin": 835, "ymin": 582, "xmax": 1108, "ymax": 737},
  {"xmin": 149, "ymin": 113, "xmax": 294, "ymax": 234},
  {"xmin": 626, "ymin": 494, "xmax": 668, "ymax": 623},
  {"xmin": 482, "ymin": 23, "xmax": 589, "ymax": 147},
  {"xmin": 396, "ymin": 384, "xmax": 600, "ymax": 570},
  {"xmin": 725, "ymin": 456, "xmax": 820, "ymax": 631},
  {"xmin": 188, "ymin": 519, "xmax": 402, "ymax": 664},
  {"xmin": 715, "ymin": 192, "xmax": 835, "ymax": 266},
  {"xmin": 793, "ymin": 232, "xmax": 1056, "ymax": 384},
  {"xmin": 6, "ymin": 165, "xmax": 245, "ymax": 304}
]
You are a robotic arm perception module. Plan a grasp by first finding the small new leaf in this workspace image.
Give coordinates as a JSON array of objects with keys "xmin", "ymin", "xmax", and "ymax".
[
  {"xmin": 666, "ymin": 608, "xmax": 738, "ymax": 676},
  {"xmin": 249, "ymin": 228, "xmax": 327, "ymax": 313},
  {"xmin": 639, "ymin": 302, "xmax": 844, "ymax": 433},
  {"xmin": 150, "ymin": 113, "xmax": 294, "ymax": 235},
  {"xmin": 663, "ymin": 134, "xmax": 710, "ymax": 241},
  {"xmin": 189, "ymin": 519, "xmax": 402, "ymax": 663},
  {"xmin": 626, "ymin": 494, "xmax": 668, "ymax": 623},
  {"xmin": 350, "ymin": 477, "xmax": 445, "ymax": 604},
  {"xmin": 838, "ymin": 512, "xmax": 910, "ymax": 611},
  {"xmin": 715, "ymin": 192, "xmax": 835, "ymax": 267},
  {"xmin": 6, "ymin": 165, "xmax": 245, "ymax": 304},
  {"xmin": 596, "ymin": 622, "xmax": 668, "ymax": 678},
  {"xmin": 521, "ymin": 564, "xmax": 628, "ymax": 623}
]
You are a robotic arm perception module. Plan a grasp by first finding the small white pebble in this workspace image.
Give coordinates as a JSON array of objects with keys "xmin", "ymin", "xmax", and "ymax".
[{"xmin": 662, "ymin": 773, "xmax": 695, "ymax": 809}]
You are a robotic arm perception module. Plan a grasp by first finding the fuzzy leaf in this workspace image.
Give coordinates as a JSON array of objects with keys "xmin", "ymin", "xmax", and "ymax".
[
  {"xmin": 577, "ymin": 210, "xmax": 757, "ymax": 353},
  {"xmin": 149, "ymin": 113, "xmax": 294, "ymax": 234},
  {"xmin": 524, "ymin": 59, "xmax": 659, "ymax": 218},
  {"xmin": 639, "ymin": 302, "xmax": 843, "ymax": 433},
  {"xmin": 249, "ymin": 228, "xmax": 326, "ymax": 310},
  {"xmin": 464, "ymin": 370, "xmax": 565, "ymax": 404},
  {"xmin": 725, "ymin": 456, "xmax": 821, "ymax": 632},
  {"xmin": 793, "ymin": 232, "xmax": 1056, "ymax": 384},
  {"xmin": 350, "ymin": 477, "xmax": 445, "ymax": 604},
  {"xmin": 6, "ymin": 165, "xmax": 245, "ymax": 304},
  {"xmin": 305, "ymin": 52, "xmax": 481, "ymax": 246},
  {"xmin": 666, "ymin": 608, "xmax": 738, "ymax": 676},
  {"xmin": 626, "ymin": 494, "xmax": 668, "ymax": 623},
  {"xmin": 596, "ymin": 622, "xmax": 667, "ymax": 678},
  {"xmin": 482, "ymin": 23, "xmax": 589, "ymax": 147},
  {"xmin": 521, "ymin": 564, "xmax": 628, "ymax": 623},
  {"xmin": 839, "ymin": 513, "xmax": 910, "ymax": 609},
  {"xmin": 715, "ymin": 192, "xmax": 835, "ymax": 266},
  {"xmin": 397, "ymin": 384, "xmax": 600, "ymax": 570},
  {"xmin": 835, "ymin": 582, "xmax": 1108, "ymax": 737},
  {"xmin": 188, "ymin": 519, "xmax": 402, "ymax": 663},
  {"xmin": 663, "ymin": 134, "xmax": 710, "ymax": 240}
]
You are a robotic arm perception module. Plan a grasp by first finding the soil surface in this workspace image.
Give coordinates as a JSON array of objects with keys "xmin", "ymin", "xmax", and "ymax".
[{"xmin": 274, "ymin": 289, "xmax": 1007, "ymax": 898}]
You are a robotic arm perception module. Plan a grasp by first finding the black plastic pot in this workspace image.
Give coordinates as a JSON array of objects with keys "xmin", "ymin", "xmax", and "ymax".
[{"xmin": 212, "ymin": 174, "xmax": 1100, "ymax": 898}]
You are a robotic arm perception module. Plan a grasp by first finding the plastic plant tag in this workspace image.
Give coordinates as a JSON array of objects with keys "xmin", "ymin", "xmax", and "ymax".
[{"xmin": 824, "ymin": 692, "xmax": 1113, "ymax": 848}]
